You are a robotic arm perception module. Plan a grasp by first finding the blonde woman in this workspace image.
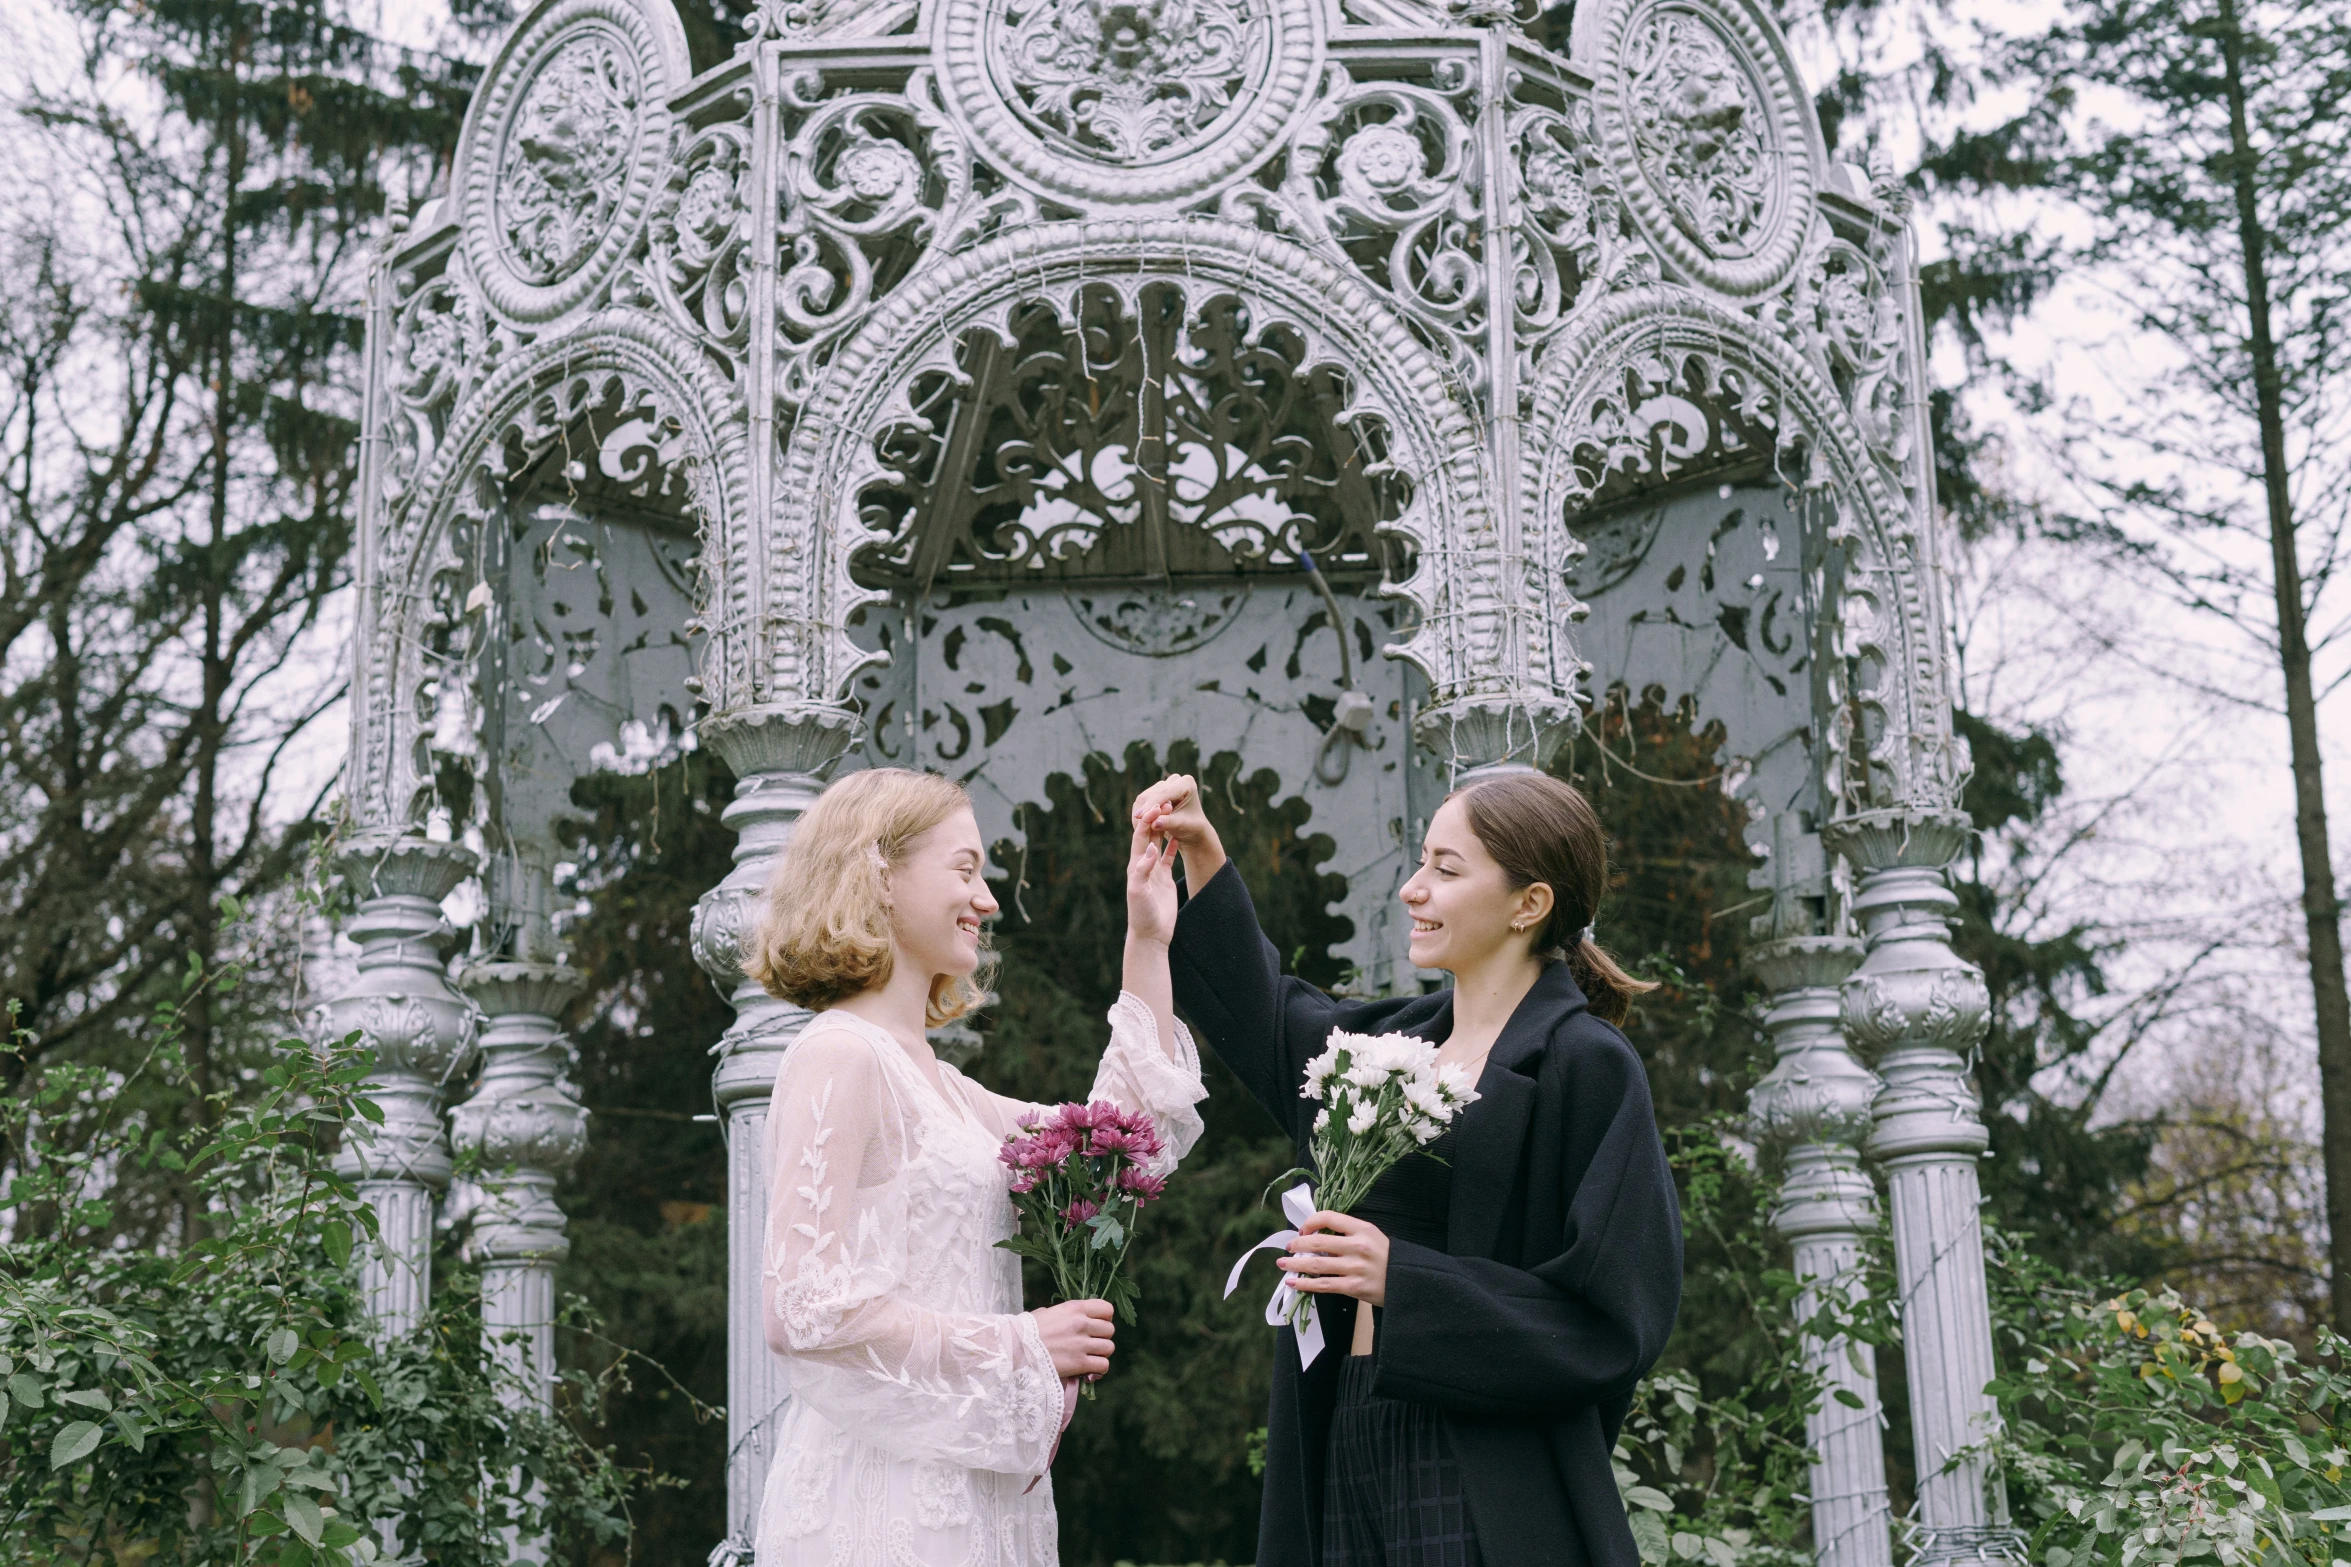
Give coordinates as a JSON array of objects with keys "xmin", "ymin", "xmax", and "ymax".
[{"xmin": 744, "ymin": 767, "xmax": 1206, "ymax": 1567}]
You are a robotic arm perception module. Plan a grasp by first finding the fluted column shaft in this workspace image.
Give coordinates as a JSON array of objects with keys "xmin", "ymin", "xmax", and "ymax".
[
  {"xmin": 690, "ymin": 704, "xmax": 857, "ymax": 1563},
  {"xmin": 1747, "ymin": 934, "xmax": 1893, "ymax": 1567},
  {"xmin": 321, "ymin": 834, "xmax": 480, "ymax": 1340},
  {"xmin": 1827, "ymin": 809, "xmax": 2012, "ymax": 1567}
]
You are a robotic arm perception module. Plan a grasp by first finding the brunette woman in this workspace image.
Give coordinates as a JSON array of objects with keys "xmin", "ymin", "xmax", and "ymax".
[{"xmin": 1131, "ymin": 771, "xmax": 1682, "ymax": 1567}]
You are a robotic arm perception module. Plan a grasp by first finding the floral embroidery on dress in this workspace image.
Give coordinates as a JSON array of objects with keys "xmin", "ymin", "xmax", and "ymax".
[
  {"xmin": 910, "ymin": 1461, "xmax": 973, "ymax": 1530},
  {"xmin": 773, "ymin": 1426, "xmax": 843, "ymax": 1538},
  {"xmin": 775, "ymin": 1253, "xmax": 855, "ymax": 1350}
]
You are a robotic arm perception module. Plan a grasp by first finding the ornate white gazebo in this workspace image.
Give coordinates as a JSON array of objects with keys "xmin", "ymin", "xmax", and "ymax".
[{"xmin": 324, "ymin": 0, "xmax": 2013, "ymax": 1560}]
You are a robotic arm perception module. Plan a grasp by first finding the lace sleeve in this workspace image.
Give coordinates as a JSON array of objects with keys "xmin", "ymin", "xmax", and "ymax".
[
  {"xmin": 761, "ymin": 1024, "xmax": 1064, "ymax": 1473},
  {"xmin": 1087, "ymin": 991, "xmax": 1209, "ymax": 1174},
  {"xmin": 960, "ymin": 994, "xmax": 1206, "ymax": 1173}
]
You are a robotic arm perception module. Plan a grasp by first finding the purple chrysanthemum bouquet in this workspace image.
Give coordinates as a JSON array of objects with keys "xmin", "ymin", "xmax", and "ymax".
[{"xmin": 998, "ymin": 1100, "xmax": 1169, "ymax": 1396}]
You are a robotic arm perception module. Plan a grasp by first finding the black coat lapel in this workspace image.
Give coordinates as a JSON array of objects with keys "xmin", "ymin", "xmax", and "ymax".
[{"xmin": 1447, "ymin": 963, "xmax": 1585, "ymax": 1259}]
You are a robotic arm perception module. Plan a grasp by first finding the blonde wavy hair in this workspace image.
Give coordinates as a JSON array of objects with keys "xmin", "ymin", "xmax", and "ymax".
[{"xmin": 743, "ymin": 767, "xmax": 993, "ymax": 1026}]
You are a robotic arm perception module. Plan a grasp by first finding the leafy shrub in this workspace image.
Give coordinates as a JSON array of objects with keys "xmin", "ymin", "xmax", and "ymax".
[
  {"xmin": 1993, "ymin": 1266, "xmax": 2351, "ymax": 1567},
  {"xmin": 0, "ymin": 933, "xmax": 636, "ymax": 1565}
]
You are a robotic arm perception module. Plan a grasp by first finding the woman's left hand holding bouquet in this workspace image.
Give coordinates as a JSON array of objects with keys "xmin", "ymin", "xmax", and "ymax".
[
  {"xmin": 1032, "ymin": 1300, "xmax": 1116, "ymax": 1380},
  {"xmin": 1276, "ymin": 1211, "xmax": 1392, "ymax": 1307}
]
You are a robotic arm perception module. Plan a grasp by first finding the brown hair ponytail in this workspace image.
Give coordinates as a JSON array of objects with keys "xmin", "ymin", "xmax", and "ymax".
[{"xmin": 1450, "ymin": 772, "xmax": 1658, "ymax": 1026}]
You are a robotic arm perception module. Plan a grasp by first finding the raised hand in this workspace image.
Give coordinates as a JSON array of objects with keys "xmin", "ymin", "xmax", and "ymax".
[
  {"xmin": 1130, "ymin": 774, "xmax": 1226, "ymax": 888},
  {"xmin": 1127, "ymin": 814, "xmax": 1180, "ymax": 948}
]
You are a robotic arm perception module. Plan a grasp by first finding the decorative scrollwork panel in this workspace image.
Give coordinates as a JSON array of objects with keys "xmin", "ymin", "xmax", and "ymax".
[
  {"xmin": 774, "ymin": 220, "xmax": 1506, "ymax": 724},
  {"xmin": 846, "ymin": 585, "xmax": 1446, "ymax": 991},
  {"xmin": 851, "ymin": 282, "xmax": 1410, "ymax": 591},
  {"xmin": 1276, "ymin": 63, "xmax": 1488, "ymax": 378},
  {"xmin": 629, "ymin": 115, "xmax": 757, "ymax": 382},
  {"xmin": 1525, "ymin": 290, "xmax": 1958, "ymax": 815},
  {"xmin": 352, "ymin": 317, "xmax": 746, "ymax": 829}
]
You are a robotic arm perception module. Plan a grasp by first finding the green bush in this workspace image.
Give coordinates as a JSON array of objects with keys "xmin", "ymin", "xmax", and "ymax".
[
  {"xmin": 1992, "ymin": 1268, "xmax": 2351, "ymax": 1567},
  {"xmin": 0, "ymin": 933, "xmax": 636, "ymax": 1565}
]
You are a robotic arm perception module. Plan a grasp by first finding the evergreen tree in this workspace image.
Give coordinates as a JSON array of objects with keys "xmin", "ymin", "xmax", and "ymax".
[{"xmin": 1, "ymin": 0, "xmax": 464, "ymax": 1236}]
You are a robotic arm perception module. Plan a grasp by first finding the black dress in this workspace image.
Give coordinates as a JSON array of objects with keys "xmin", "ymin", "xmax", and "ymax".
[
  {"xmin": 1323, "ymin": 1134, "xmax": 1483, "ymax": 1567},
  {"xmin": 1170, "ymin": 863, "xmax": 1683, "ymax": 1567}
]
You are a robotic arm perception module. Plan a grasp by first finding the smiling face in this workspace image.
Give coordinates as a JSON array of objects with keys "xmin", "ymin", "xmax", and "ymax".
[
  {"xmin": 1399, "ymin": 796, "xmax": 1550, "ymax": 974},
  {"xmin": 886, "ymin": 806, "xmax": 999, "ymax": 983}
]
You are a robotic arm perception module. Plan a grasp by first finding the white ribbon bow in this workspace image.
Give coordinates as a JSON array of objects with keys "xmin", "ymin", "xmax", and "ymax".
[{"xmin": 1223, "ymin": 1181, "xmax": 1327, "ymax": 1368}]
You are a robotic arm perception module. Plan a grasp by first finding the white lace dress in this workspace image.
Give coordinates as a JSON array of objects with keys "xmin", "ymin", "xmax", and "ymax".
[{"xmin": 754, "ymin": 995, "xmax": 1207, "ymax": 1567}]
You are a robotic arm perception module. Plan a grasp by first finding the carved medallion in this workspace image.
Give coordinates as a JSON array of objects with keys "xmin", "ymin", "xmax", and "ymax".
[
  {"xmin": 1590, "ymin": 0, "xmax": 1813, "ymax": 299},
  {"xmin": 996, "ymin": 0, "xmax": 1267, "ymax": 162},
  {"xmin": 937, "ymin": 0, "xmax": 1320, "ymax": 205},
  {"xmin": 458, "ymin": 0, "xmax": 681, "ymax": 326},
  {"xmin": 497, "ymin": 36, "xmax": 641, "ymax": 285},
  {"xmin": 1625, "ymin": 14, "xmax": 1765, "ymax": 258}
]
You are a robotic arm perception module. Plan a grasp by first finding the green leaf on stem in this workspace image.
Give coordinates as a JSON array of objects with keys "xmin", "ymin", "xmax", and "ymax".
[
  {"xmin": 283, "ymin": 1490, "xmax": 324, "ymax": 1545},
  {"xmin": 50, "ymin": 1419, "xmax": 103, "ymax": 1470}
]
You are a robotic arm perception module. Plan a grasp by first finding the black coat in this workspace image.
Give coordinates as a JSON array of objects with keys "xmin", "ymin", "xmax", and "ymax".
[{"xmin": 1171, "ymin": 863, "xmax": 1684, "ymax": 1567}]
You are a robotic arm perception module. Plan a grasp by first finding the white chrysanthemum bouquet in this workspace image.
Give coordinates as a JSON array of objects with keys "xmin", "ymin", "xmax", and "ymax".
[
  {"xmin": 1287, "ymin": 1028, "xmax": 1481, "ymax": 1213},
  {"xmin": 1226, "ymin": 1028, "xmax": 1480, "ymax": 1364}
]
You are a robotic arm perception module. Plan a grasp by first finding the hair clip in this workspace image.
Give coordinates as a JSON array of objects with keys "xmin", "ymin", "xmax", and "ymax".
[{"xmin": 1579, "ymin": 923, "xmax": 1596, "ymax": 946}]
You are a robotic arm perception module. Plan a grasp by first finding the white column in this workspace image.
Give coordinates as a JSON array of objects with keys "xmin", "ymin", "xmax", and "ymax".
[
  {"xmin": 320, "ymin": 832, "xmax": 480, "ymax": 1339},
  {"xmin": 1826, "ymin": 808, "xmax": 2016, "ymax": 1567},
  {"xmin": 1746, "ymin": 931, "xmax": 1893, "ymax": 1567},
  {"xmin": 451, "ymin": 957, "xmax": 589, "ymax": 1404},
  {"xmin": 449, "ymin": 937, "xmax": 587, "ymax": 1567},
  {"xmin": 689, "ymin": 703, "xmax": 858, "ymax": 1565}
]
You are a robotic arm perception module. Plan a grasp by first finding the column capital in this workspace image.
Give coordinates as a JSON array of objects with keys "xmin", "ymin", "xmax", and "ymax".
[
  {"xmin": 691, "ymin": 719, "xmax": 833, "ymax": 1113},
  {"xmin": 1413, "ymin": 690, "xmax": 1576, "ymax": 777},
  {"xmin": 697, "ymin": 701, "xmax": 859, "ymax": 780},
  {"xmin": 318, "ymin": 830, "xmax": 480, "ymax": 1337},
  {"xmin": 321, "ymin": 835, "xmax": 479, "ymax": 1190},
  {"xmin": 461, "ymin": 958, "xmax": 589, "ymax": 1022},
  {"xmin": 335, "ymin": 830, "xmax": 479, "ymax": 903},
  {"xmin": 1746, "ymin": 935, "xmax": 1877, "ymax": 1154},
  {"xmin": 1747, "ymin": 932, "xmax": 1866, "ymax": 997},
  {"xmin": 452, "ymin": 957, "xmax": 590, "ymax": 1265},
  {"xmin": 1821, "ymin": 806, "xmax": 1971, "ymax": 872}
]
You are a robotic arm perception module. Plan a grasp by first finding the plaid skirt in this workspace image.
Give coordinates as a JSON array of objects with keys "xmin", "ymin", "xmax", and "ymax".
[{"xmin": 1321, "ymin": 1354, "xmax": 1484, "ymax": 1567}]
